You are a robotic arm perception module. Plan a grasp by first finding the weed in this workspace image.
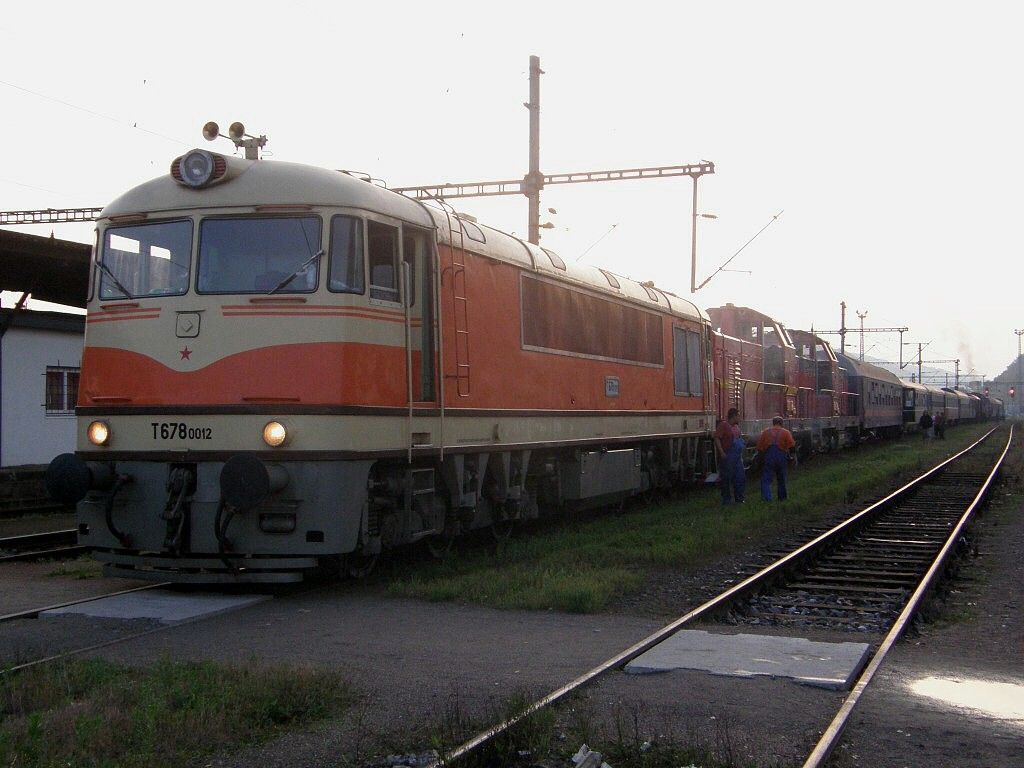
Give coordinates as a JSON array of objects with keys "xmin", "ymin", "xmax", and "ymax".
[
  {"xmin": 386, "ymin": 425, "xmax": 995, "ymax": 613},
  {"xmin": 0, "ymin": 656, "xmax": 356, "ymax": 768},
  {"xmin": 46, "ymin": 556, "xmax": 102, "ymax": 579}
]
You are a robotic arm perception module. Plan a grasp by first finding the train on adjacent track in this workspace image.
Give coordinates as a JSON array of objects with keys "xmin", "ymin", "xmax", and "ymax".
[{"xmin": 44, "ymin": 149, "xmax": 1004, "ymax": 583}]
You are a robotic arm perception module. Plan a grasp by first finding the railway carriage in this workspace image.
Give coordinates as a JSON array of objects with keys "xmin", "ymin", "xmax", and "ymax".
[
  {"xmin": 902, "ymin": 381, "xmax": 930, "ymax": 432},
  {"xmin": 834, "ymin": 353, "xmax": 904, "ymax": 437},
  {"xmin": 46, "ymin": 149, "xmax": 717, "ymax": 583},
  {"xmin": 942, "ymin": 387, "xmax": 972, "ymax": 425}
]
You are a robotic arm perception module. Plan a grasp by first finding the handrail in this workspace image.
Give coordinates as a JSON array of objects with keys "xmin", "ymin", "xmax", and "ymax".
[{"xmin": 403, "ymin": 260, "xmax": 414, "ymax": 464}]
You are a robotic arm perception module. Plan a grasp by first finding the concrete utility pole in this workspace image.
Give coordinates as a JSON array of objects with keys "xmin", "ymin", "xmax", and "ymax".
[{"xmin": 525, "ymin": 55, "xmax": 543, "ymax": 245}]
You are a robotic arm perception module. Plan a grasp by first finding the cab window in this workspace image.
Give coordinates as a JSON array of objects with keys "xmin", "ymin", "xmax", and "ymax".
[
  {"xmin": 99, "ymin": 220, "xmax": 192, "ymax": 299},
  {"xmin": 368, "ymin": 220, "xmax": 400, "ymax": 302},
  {"xmin": 197, "ymin": 216, "xmax": 321, "ymax": 294},
  {"xmin": 328, "ymin": 215, "xmax": 364, "ymax": 294}
]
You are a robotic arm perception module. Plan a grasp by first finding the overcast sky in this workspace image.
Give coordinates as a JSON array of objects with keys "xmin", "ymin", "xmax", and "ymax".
[{"xmin": 1, "ymin": 1, "xmax": 1020, "ymax": 381}]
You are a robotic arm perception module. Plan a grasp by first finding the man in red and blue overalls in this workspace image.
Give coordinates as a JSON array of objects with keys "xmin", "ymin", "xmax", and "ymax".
[
  {"xmin": 714, "ymin": 407, "xmax": 746, "ymax": 505},
  {"xmin": 756, "ymin": 416, "xmax": 796, "ymax": 502}
]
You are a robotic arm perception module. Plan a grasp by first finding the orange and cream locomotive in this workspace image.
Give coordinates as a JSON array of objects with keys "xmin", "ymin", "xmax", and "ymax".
[{"xmin": 46, "ymin": 149, "xmax": 716, "ymax": 582}]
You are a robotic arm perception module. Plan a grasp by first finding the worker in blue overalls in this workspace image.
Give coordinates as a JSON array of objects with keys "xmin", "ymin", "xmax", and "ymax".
[
  {"xmin": 756, "ymin": 416, "xmax": 797, "ymax": 502},
  {"xmin": 714, "ymin": 407, "xmax": 746, "ymax": 504}
]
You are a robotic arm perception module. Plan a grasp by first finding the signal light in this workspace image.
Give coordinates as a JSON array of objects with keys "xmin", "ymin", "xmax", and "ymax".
[{"xmin": 1010, "ymin": 387, "xmax": 1016, "ymax": 399}]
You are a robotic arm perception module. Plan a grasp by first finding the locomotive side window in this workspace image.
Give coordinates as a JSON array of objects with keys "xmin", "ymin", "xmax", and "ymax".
[
  {"xmin": 402, "ymin": 230, "xmax": 425, "ymax": 308},
  {"xmin": 99, "ymin": 220, "xmax": 192, "ymax": 299},
  {"xmin": 404, "ymin": 226, "xmax": 435, "ymax": 398},
  {"xmin": 197, "ymin": 216, "xmax": 322, "ymax": 294},
  {"xmin": 368, "ymin": 220, "xmax": 400, "ymax": 302},
  {"xmin": 542, "ymin": 247, "xmax": 567, "ymax": 271},
  {"xmin": 328, "ymin": 215, "xmax": 364, "ymax": 294},
  {"xmin": 673, "ymin": 327, "xmax": 703, "ymax": 397},
  {"xmin": 522, "ymin": 275, "xmax": 663, "ymax": 366},
  {"xmin": 456, "ymin": 217, "xmax": 486, "ymax": 244},
  {"xmin": 599, "ymin": 269, "xmax": 621, "ymax": 289}
]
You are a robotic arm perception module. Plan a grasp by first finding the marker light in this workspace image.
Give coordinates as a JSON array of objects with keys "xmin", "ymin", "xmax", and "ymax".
[
  {"xmin": 262, "ymin": 421, "xmax": 288, "ymax": 447},
  {"xmin": 87, "ymin": 421, "xmax": 111, "ymax": 446}
]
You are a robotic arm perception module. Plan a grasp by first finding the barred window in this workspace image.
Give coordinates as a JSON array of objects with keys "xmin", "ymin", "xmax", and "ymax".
[{"xmin": 45, "ymin": 366, "xmax": 79, "ymax": 415}]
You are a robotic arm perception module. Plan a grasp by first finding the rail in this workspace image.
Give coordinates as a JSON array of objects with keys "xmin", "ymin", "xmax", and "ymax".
[
  {"xmin": 802, "ymin": 423, "xmax": 1013, "ymax": 766},
  {"xmin": 0, "ymin": 528, "xmax": 85, "ymax": 562},
  {"xmin": 426, "ymin": 425, "xmax": 1007, "ymax": 767}
]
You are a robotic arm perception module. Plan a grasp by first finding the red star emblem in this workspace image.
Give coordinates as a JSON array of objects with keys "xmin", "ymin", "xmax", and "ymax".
[{"xmin": 180, "ymin": 346, "xmax": 193, "ymax": 360}]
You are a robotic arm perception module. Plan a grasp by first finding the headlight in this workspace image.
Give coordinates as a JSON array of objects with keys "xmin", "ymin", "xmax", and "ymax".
[
  {"xmin": 87, "ymin": 421, "xmax": 110, "ymax": 446},
  {"xmin": 179, "ymin": 150, "xmax": 216, "ymax": 187},
  {"xmin": 262, "ymin": 421, "xmax": 288, "ymax": 447}
]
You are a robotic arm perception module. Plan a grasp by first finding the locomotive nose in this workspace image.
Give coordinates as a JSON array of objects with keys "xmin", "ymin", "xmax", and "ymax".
[
  {"xmin": 219, "ymin": 454, "xmax": 289, "ymax": 510},
  {"xmin": 45, "ymin": 453, "xmax": 115, "ymax": 504}
]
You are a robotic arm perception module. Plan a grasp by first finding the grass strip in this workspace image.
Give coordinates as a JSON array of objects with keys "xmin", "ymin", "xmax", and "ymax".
[
  {"xmin": 0, "ymin": 657, "xmax": 356, "ymax": 768},
  {"xmin": 386, "ymin": 423, "xmax": 998, "ymax": 613}
]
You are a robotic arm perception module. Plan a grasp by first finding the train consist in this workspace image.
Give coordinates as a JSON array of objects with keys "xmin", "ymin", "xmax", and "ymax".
[{"xmin": 44, "ymin": 150, "xmax": 1003, "ymax": 582}]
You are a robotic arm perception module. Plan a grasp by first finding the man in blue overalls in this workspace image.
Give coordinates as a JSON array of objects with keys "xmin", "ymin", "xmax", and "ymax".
[
  {"xmin": 757, "ymin": 416, "xmax": 797, "ymax": 501},
  {"xmin": 714, "ymin": 407, "xmax": 746, "ymax": 504}
]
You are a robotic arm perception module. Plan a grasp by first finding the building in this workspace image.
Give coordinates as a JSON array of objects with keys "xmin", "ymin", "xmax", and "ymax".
[{"xmin": 0, "ymin": 308, "xmax": 85, "ymax": 468}]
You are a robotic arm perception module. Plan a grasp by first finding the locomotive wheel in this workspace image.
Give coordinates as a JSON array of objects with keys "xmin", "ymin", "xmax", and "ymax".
[{"xmin": 345, "ymin": 552, "xmax": 379, "ymax": 579}]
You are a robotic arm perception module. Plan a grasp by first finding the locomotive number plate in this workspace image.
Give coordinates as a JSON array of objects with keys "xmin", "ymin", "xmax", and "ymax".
[{"xmin": 151, "ymin": 422, "xmax": 213, "ymax": 440}]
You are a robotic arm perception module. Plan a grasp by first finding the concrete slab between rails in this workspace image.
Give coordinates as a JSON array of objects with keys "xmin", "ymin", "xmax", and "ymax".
[
  {"xmin": 40, "ymin": 590, "xmax": 270, "ymax": 625},
  {"xmin": 624, "ymin": 629, "xmax": 871, "ymax": 690}
]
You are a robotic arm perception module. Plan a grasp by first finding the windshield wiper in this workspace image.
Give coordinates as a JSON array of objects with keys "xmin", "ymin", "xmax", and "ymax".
[
  {"xmin": 95, "ymin": 259, "xmax": 134, "ymax": 299},
  {"xmin": 267, "ymin": 249, "xmax": 325, "ymax": 295}
]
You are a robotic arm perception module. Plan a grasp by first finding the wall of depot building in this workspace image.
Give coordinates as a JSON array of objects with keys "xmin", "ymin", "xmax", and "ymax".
[{"xmin": 0, "ymin": 309, "xmax": 84, "ymax": 468}]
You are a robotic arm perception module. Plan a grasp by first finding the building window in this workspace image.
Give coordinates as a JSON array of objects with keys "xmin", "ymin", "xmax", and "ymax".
[{"xmin": 45, "ymin": 366, "xmax": 79, "ymax": 415}]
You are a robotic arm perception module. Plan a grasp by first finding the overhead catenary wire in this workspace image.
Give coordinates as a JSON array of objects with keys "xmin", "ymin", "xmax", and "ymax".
[
  {"xmin": 696, "ymin": 209, "xmax": 784, "ymax": 290},
  {"xmin": 575, "ymin": 223, "xmax": 619, "ymax": 262},
  {"xmin": 0, "ymin": 78, "xmax": 190, "ymax": 147}
]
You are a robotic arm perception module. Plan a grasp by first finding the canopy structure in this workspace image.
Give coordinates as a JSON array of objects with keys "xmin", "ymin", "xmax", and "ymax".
[{"xmin": 0, "ymin": 229, "xmax": 90, "ymax": 309}]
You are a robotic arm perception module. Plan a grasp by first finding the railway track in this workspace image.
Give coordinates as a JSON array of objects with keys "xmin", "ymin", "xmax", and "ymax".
[
  {"xmin": 424, "ymin": 424, "xmax": 1013, "ymax": 768},
  {"xmin": 736, "ymin": 469, "xmax": 992, "ymax": 633},
  {"xmin": 0, "ymin": 582, "xmax": 174, "ymax": 676},
  {"xmin": 0, "ymin": 528, "xmax": 87, "ymax": 563}
]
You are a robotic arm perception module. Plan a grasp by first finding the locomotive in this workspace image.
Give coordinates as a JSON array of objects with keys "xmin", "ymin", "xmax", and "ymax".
[{"xmin": 44, "ymin": 149, "xmax": 999, "ymax": 583}]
